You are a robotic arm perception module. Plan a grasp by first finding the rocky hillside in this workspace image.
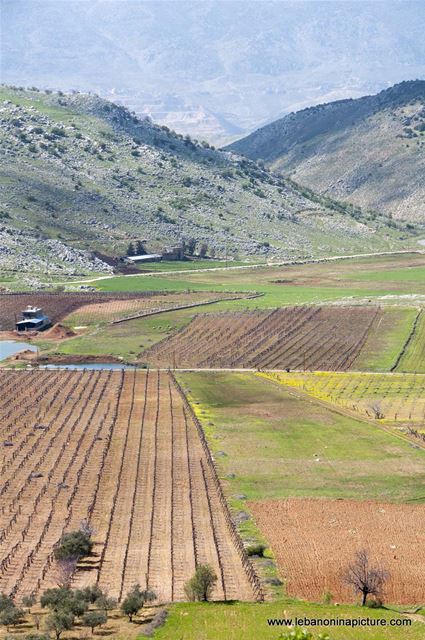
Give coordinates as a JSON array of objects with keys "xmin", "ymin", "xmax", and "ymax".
[
  {"xmin": 0, "ymin": 86, "xmax": 418, "ymax": 276},
  {"xmin": 228, "ymin": 81, "xmax": 425, "ymax": 222}
]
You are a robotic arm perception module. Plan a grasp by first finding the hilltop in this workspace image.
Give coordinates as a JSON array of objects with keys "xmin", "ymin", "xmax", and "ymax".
[
  {"xmin": 228, "ymin": 81, "xmax": 425, "ymax": 222},
  {"xmin": 0, "ymin": 86, "xmax": 418, "ymax": 277}
]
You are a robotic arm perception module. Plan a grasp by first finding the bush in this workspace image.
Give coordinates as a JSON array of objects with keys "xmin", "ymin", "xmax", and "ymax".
[
  {"xmin": 280, "ymin": 629, "xmax": 330, "ymax": 640},
  {"xmin": 366, "ymin": 598, "xmax": 383, "ymax": 609},
  {"xmin": 54, "ymin": 530, "xmax": 93, "ymax": 561},
  {"xmin": 246, "ymin": 543, "xmax": 267, "ymax": 557},
  {"xmin": 22, "ymin": 595, "xmax": 36, "ymax": 612},
  {"xmin": 120, "ymin": 585, "xmax": 156, "ymax": 622},
  {"xmin": 50, "ymin": 127, "xmax": 66, "ymax": 138},
  {"xmin": 184, "ymin": 564, "xmax": 217, "ymax": 602},
  {"xmin": 0, "ymin": 594, "xmax": 15, "ymax": 613}
]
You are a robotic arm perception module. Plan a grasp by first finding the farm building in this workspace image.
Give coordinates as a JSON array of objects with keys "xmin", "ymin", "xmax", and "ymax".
[
  {"xmin": 125, "ymin": 253, "xmax": 162, "ymax": 263},
  {"xmin": 15, "ymin": 305, "xmax": 51, "ymax": 331}
]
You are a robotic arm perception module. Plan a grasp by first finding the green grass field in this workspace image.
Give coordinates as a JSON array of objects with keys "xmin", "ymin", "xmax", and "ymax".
[
  {"xmin": 53, "ymin": 308, "xmax": 195, "ymax": 360},
  {"xmin": 353, "ymin": 308, "xmax": 418, "ymax": 371},
  {"xmin": 178, "ymin": 372, "xmax": 425, "ymax": 505},
  {"xmin": 133, "ymin": 259, "xmax": 252, "ymax": 272},
  {"xmin": 152, "ymin": 601, "xmax": 423, "ymax": 640},
  {"xmin": 396, "ymin": 310, "xmax": 425, "ymax": 373}
]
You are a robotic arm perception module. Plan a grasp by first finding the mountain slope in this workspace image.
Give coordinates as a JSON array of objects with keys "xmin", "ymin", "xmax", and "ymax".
[
  {"xmin": 0, "ymin": 86, "xmax": 417, "ymax": 276},
  {"xmin": 228, "ymin": 81, "xmax": 425, "ymax": 222}
]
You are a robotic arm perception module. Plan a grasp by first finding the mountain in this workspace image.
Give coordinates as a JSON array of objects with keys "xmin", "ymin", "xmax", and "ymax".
[
  {"xmin": 0, "ymin": 86, "xmax": 417, "ymax": 277},
  {"xmin": 228, "ymin": 81, "xmax": 425, "ymax": 221},
  {"xmin": 2, "ymin": 1, "xmax": 425, "ymax": 144}
]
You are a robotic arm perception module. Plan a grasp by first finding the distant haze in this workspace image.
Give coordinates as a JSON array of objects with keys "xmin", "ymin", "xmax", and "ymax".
[{"xmin": 1, "ymin": 0, "xmax": 425, "ymax": 143}]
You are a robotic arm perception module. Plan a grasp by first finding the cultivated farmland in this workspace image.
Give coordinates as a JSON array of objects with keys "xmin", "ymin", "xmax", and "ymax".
[
  {"xmin": 143, "ymin": 306, "xmax": 381, "ymax": 369},
  {"xmin": 0, "ymin": 292, "xmax": 155, "ymax": 330},
  {"xmin": 0, "ymin": 370, "xmax": 260, "ymax": 603},
  {"xmin": 64, "ymin": 291, "xmax": 250, "ymax": 326},
  {"xmin": 249, "ymin": 498, "xmax": 425, "ymax": 604},
  {"xmin": 260, "ymin": 371, "xmax": 425, "ymax": 425},
  {"xmin": 0, "ymin": 291, "xmax": 244, "ymax": 331}
]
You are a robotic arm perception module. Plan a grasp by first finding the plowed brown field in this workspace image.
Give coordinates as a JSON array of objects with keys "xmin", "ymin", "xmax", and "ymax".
[
  {"xmin": 143, "ymin": 306, "xmax": 381, "ymax": 370},
  {"xmin": 0, "ymin": 370, "xmax": 260, "ymax": 603},
  {"xmin": 249, "ymin": 498, "xmax": 425, "ymax": 604}
]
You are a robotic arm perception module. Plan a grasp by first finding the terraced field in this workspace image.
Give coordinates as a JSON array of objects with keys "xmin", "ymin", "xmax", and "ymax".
[
  {"xmin": 143, "ymin": 306, "xmax": 381, "ymax": 370},
  {"xmin": 260, "ymin": 371, "xmax": 425, "ymax": 425},
  {"xmin": 0, "ymin": 369, "xmax": 260, "ymax": 603}
]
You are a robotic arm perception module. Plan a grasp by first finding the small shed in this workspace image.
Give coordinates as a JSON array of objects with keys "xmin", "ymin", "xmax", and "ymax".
[
  {"xmin": 126, "ymin": 254, "xmax": 163, "ymax": 263},
  {"xmin": 16, "ymin": 306, "xmax": 51, "ymax": 332}
]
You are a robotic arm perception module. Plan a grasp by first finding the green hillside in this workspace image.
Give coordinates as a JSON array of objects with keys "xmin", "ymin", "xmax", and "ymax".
[{"xmin": 0, "ymin": 85, "xmax": 419, "ymax": 278}]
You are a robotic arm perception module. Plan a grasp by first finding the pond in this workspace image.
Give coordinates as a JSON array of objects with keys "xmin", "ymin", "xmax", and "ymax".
[{"xmin": 0, "ymin": 340, "xmax": 38, "ymax": 361}]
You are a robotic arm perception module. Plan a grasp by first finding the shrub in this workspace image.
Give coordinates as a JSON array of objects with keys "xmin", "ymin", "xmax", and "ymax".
[
  {"xmin": 120, "ymin": 585, "xmax": 156, "ymax": 622},
  {"xmin": 184, "ymin": 564, "xmax": 217, "ymax": 602},
  {"xmin": 22, "ymin": 595, "xmax": 36, "ymax": 612},
  {"xmin": 0, "ymin": 594, "xmax": 15, "ymax": 612},
  {"xmin": 51, "ymin": 127, "xmax": 66, "ymax": 137},
  {"xmin": 246, "ymin": 543, "xmax": 267, "ymax": 557},
  {"xmin": 280, "ymin": 630, "xmax": 330, "ymax": 640},
  {"xmin": 54, "ymin": 530, "xmax": 93, "ymax": 561}
]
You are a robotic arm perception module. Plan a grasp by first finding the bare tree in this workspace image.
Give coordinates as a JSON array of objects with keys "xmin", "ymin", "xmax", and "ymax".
[
  {"xmin": 55, "ymin": 557, "xmax": 77, "ymax": 589},
  {"xmin": 369, "ymin": 403, "xmax": 384, "ymax": 420},
  {"xmin": 79, "ymin": 519, "xmax": 96, "ymax": 538},
  {"xmin": 343, "ymin": 549, "xmax": 389, "ymax": 606}
]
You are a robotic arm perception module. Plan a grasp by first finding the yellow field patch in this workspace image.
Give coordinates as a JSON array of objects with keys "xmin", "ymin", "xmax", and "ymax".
[{"xmin": 259, "ymin": 371, "xmax": 425, "ymax": 425}]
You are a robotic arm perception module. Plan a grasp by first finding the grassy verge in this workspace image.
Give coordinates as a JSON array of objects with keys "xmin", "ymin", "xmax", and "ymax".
[{"xmin": 152, "ymin": 601, "xmax": 423, "ymax": 640}]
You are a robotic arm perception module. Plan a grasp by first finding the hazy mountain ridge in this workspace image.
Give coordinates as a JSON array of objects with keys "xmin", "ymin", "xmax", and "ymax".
[
  {"xmin": 3, "ymin": 0, "xmax": 425, "ymax": 143},
  {"xmin": 0, "ymin": 86, "xmax": 417, "ymax": 275},
  {"xmin": 228, "ymin": 81, "xmax": 425, "ymax": 221}
]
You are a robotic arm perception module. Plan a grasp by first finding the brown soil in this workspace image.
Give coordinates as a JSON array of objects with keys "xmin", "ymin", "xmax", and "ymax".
[
  {"xmin": 42, "ymin": 323, "xmax": 77, "ymax": 340},
  {"xmin": 0, "ymin": 292, "xmax": 158, "ymax": 331},
  {"xmin": 249, "ymin": 497, "xmax": 425, "ymax": 604},
  {"xmin": 143, "ymin": 306, "xmax": 381, "ymax": 370},
  {"xmin": 0, "ymin": 370, "xmax": 257, "ymax": 604}
]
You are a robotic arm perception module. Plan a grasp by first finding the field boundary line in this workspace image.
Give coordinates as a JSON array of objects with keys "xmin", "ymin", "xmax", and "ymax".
[
  {"xmin": 391, "ymin": 309, "xmax": 423, "ymax": 372},
  {"xmin": 111, "ymin": 293, "xmax": 263, "ymax": 325},
  {"xmin": 169, "ymin": 371, "xmax": 264, "ymax": 602}
]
